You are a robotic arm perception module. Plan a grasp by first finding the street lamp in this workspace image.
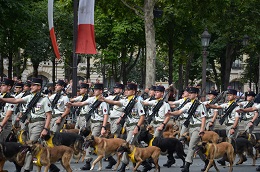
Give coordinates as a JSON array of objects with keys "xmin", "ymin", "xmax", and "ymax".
[
  {"xmin": 242, "ymin": 34, "xmax": 249, "ymax": 46},
  {"xmin": 201, "ymin": 28, "xmax": 211, "ymax": 101}
]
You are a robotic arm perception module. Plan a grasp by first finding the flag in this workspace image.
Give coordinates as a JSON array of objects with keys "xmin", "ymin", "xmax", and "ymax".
[
  {"xmin": 48, "ymin": 0, "xmax": 61, "ymax": 59},
  {"xmin": 76, "ymin": 0, "xmax": 97, "ymax": 54}
]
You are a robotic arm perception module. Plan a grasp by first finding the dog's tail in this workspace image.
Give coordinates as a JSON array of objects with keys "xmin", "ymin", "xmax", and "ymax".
[{"xmin": 176, "ymin": 140, "xmax": 186, "ymax": 157}]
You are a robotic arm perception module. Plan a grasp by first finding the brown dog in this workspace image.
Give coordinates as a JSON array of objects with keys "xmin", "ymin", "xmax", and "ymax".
[
  {"xmin": 29, "ymin": 142, "xmax": 74, "ymax": 172},
  {"xmin": 181, "ymin": 131, "xmax": 220, "ymax": 144},
  {"xmin": 196, "ymin": 141, "xmax": 235, "ymax": 172},
  {"xmin": 84, "ymin": 136, "xmax": 126, "ymax": 171},
  {"xmin": 117, "ymin": 142, "xmax": 161, "ymax": 172}
]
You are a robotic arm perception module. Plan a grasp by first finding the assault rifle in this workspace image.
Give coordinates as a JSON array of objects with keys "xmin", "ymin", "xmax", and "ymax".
[
  {"xmin": 147, "ymin": 99, "xmax": 164, "ymax": 124},
  {"xmin": 74, "ymin": 93, "xmax": 89, "ymax": 116},
  {"xmin": 0, "ymin": 93, "xmax": 13, "ymax": 110},
  {"xmin": 119, "ymin": 96, "xmax": 137, "ymax": 126},
  {"xmin": 144, "ymin": 96, "xmax": 155, "ymax": 116},
  {"xmin": 207, "ymin": 91, "xmax": 225, "ymax": 111},
  {"xmin": 85, "ymin": 99, "xmax": 102, "ymax": 122},
  {"xmin": 183, "ymin": 99, "xmax": 200, "ymax": 127},
  {"xmin": 239, "ymin": 101, "xmax": 254, "ymax": 122},
  {"xmin": 109, "ymin": 93, "xmax": 122, "ymax": 109},
  {"xmin": 173, "ymin": 98, "xmax": 190, "ymax": 120},
  {"xmin": 51, "ymin": 91, "xmax": 62, "ymax": 109},
  {"xmin": 219, "ymin": 101, "xmax": 238, "ymax": 125},
  {"xmin": 20, "ymin": 92, "xmax": 42, "ymax": 123},
  {"xmin": 14, "ymin": 90, "xmax": 31, "ymax": 114}
]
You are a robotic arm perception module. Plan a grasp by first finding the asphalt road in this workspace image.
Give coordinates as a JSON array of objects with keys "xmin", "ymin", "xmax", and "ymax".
[{"xmin": 2, "ymin": 152, "xmax": 259, "ymax": 172}]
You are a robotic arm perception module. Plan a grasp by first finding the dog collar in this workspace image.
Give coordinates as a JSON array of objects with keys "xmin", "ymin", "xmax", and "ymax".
[
  {"xmin": 34, "ymin": 149, "xmax": 43, "ymax": 167},
  {"xmin": 46, "ymin": 135, "xmax": 54, "ymax": 148},
  {"xmin": 205, "ymin": 143, "xmax": 210, "ymax": 157},
  {"xmin": 149, "ymin": 137, "xmax": 155, "ymax": 146},
  {"xmin": 128, "ymin": 147, "xmax": 136, "ymax": 163},
  {"xmin": 18, "ymin": 130, "xmax": 25, "ymax": 145}
]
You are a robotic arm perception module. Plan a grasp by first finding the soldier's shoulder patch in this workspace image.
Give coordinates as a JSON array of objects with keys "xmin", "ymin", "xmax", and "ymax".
[
  {"xmin": 202, "ymin": 112, "xmax": 205, "ymax": 115},
  {"xmin": 140, "ymin": 110, "xmax": 143, "ymax": 113},
  {"xmin": 48, "ymin": 103, "xmax": 51, "ymax": 107},
  {"xmin": 11, "ymin": 105, "xmax": 14, "ymax": 108},
  {"xmin": 104, "ymin": 109, "xmax": 107, "ymax": 113}
]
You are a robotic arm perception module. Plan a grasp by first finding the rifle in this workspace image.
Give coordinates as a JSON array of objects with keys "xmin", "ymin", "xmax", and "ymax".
[
  {"xmin": 239, "ymin": 101, "xmax": 254, "ymax": 122},
  {"xmin": 119, "ymin": 96, "xmax": 137, "ymax": 126},
  {"xmin": 51, "ymin": 91, "xmax": 62, "ymax": 109},
  {"xmin": 0, "ymin": 93, "xmax": 13, "ymax": 110},
  {"xmin": 109, "ymin": 93, "xmax": 122, "ymax": 109},
  {"xmin": 147, "ymin": 99, "xmax": 164, "ymax": 124},
  {"xmin": 74, "ymin": 93, "xmax": 89, "ymax": 116},
  {"xmin": 20, "ymin": 92, "xmax": 42, "ymax": 123},
  {"xmin": 144, "ymin": 96, "xmax": 155, "ymax": 116},
  {"xmin": 14, "ymin": 90, "xmax": 31, "ymax": 114},
  {"xmin": 173, "ymin": 98, "xmax": 190, "ymax": 120},
  {"xmin": 85, "ymin": 99, "xmax": 102, "ymax": 122},
  {"xmin": 218, "ymin": 101, "xmax": 238, "ymax": 125},
  {"xmin": 183, "ymin": 99, "xmax": 201, "ymax": 127},
  {"xmin": 207, "ymin": 91, "xmax": 225, "ymax": 111}
]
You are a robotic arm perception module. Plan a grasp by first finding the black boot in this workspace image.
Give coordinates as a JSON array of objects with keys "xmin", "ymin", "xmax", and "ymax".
[
  {"xmin": 80, "ymin": 158, "xmax": 93, "ymax": 170},
  {"xmin": 217, "ymin": 157, "xmax": 226, "ymax": 166},
  {"xmin": 181, "ymin": 162, "xmax": 191, "ymax": 172},
  {"xmin": 163, "ymin": 157, "xmax": 176, "ymax": 168},
  {"xmin": 13, "ymin": 162, "xmax": 22, "ymax": 172},
  {"xmin": 117, "ymin": 163, "xmax": 127, "ymax": 172},
  {"xmin": 105, "ymin": 156, "xmax": 117, "ymax": 169},
  {"xmin": 49, "ymin": 164, "xmax": 60, "ymax": 172},
  {"xmin": 141, "ymin": 160, "xmax": 153, "ymax": 172},
  {"xmin": 201, "ymin": 159, "xmax": 209, "ymax": 171},
  {"xmin": 256, "ymin": 165, "xmax": 260, "ymax": 171}
]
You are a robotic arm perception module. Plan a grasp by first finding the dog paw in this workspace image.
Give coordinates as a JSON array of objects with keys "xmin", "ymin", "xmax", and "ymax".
[{"xmin": 97, "ymin": 168, "xmax": 102, "ymax": 171}]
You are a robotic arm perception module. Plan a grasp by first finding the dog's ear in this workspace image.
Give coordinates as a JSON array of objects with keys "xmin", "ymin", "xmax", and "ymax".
[
  {"xmin": 91, "ymin": 135, "xmax": 95, "ymax": 140},
  {"xmin": 202, "ymin": 141, "xmax": 207, "ymax": 146}
]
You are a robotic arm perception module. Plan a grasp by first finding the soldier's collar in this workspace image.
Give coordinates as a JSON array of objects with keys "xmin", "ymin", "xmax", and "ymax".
[
  {"xmin": 157, "ymin": 98, "xmax": 163, "ymax": 101},
  {"xmin": 128, "ymin": 95, "xmax": 134, "ymax": 101},
  {"xmin": 228, "ymin": 100, "xmax": 235, "ymax": 105}
]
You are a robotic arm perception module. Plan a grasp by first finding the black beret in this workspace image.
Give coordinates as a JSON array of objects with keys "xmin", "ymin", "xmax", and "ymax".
[
  {"xmin": 149, "ymin": 85, "xmax": 156, "ymax": 90},
  {"xmin": 80, "ymin": 83, "xmax": 89, "ymax": 89},
  {"xmin": 227, "ymin": 89, "xmax": 237, "ymax": 95},
  {"xmin": 93, "ymin": 83, "xmax": 104, "ymax": 90},
  {"xmin": 247, "ymin": 91, "xmax": 256, "ymax": 97},
  {"xmin": 154, "ymin": 86, "xmax": 165, "ymax": 92},
  {"xmin": 125, "ymin": 83, "xmax": 137, "ymax": 90},
  {"xmin": 24, "ymin": 81, "xmax": 32, "ymax": 87},
  {"xmin": 31, "ymin": 78, "xmax": 43, "ymax": 86},
  {"xmin": 207, "ymin": 90, "xmax": 218, "ymax": 96},
  {"xmin": 188, "ymin": 87, "xmax": 199, "ymax": 94},
  {"xmin": 56, "ymin": 80, "xmax": 66, "ymax": 87},
  {"xmin": 114, "ymin": 83, "xmax": 124, "ymax": 90},
  {"xmin": 1, "ymin": 78, "xmax": 14, "ymax": 87},
  {"xmin": 15, "ymin": 82, "xmax": 24, "ymax": 88}
]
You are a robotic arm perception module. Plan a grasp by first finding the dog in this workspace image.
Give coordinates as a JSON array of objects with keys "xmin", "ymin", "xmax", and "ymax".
[
  {"xmin": 234, "ymin": 137, "xmax": 256, "ymax": 166},
  {"xmin": 42, "ymin": 131, "xmax": 85, "ymax": 163},
  {"xmin": 0, "ymin": 142, "xmax": 30, "ymax": 172},
  {"xmin": 84, "ymin": 135, "xmax": 126, "ymax": 171},
  {"xmin": 28, "ymin": 142, "xmax": 73, "ymax": 172},
  {"xmin": 117, "ymin": 142, "xmax": 160, "ymax": 172},
  {"xmin": 180, "ymin": 131, "xmax": 220, "ymax": 145},
  {"xmin": 214, "ymin": 129, "xmax": 227, "ymax": 142},
  {"xmin": 138, "ymin": 128, "xmax": 186, "ymax": 168},
  {"xmin": 195, "ymin": 141, "xmax": 235, "ymax": 172},
  {"xmin": 253, "ymin": 133, "xmax": 260, "ymax": 157}
]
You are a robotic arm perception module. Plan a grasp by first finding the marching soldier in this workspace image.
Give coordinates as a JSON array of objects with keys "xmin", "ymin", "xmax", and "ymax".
[
  {"xmin": 99, "ymin": 83, "xmax": 145, "ymax": 172},
  {"xmin": 49, "ymin": 80, "xmax": 70, "ymax": 132},
  {"xmin": 142, "ymin": 85, "xmax": 171, "ymax": 137},
  {"xmin": 202, "ymin": 90, "xmax": 219, "ymax": 131},
  {"xmin": 142, "ymin": 85, "xmax": 156, "ymax": 118},
  {"xmin": 168, "ymin": 87, "xmax": 190, "ymax": 136},
  {"xmin": 0, "ymin": 78, "xmax": 52, "ymax": 172},
  {"xmin": 12, "ymin": 82, "xmax": 24, "ymax": 125},
  {"xmin": 70, "ymin": 82, "xmax": 90, "ymax": 130},
  {"xmin": 167, "ymin": 87, "xmax": 206, "ymax": 172},
  {"xmin": 237, "ymin": 91, "xmax": 258, "ymax": 134},
  {"xmin": 67, "ymin": 83, "xmax": 109, "ymax": 170},
  {"xmin": 206, "ymin": 88, "xmax": 240, "ymax": 166},
  {"xmin": 0, "ymin": 78, "xmax": 16, "ymax": 142}
]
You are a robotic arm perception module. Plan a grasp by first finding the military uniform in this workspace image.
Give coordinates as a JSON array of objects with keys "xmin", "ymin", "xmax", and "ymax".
[
  {"xmin": 73, "ymin": 94, "xmax": 89, "ymax": 129},
  {"xmin": 0, "ymin": 78, "xmax": 16, "ymax": 142},
  {"xmin": 239, "ymin": 91, "xmax": 258, "ymax": 133}
]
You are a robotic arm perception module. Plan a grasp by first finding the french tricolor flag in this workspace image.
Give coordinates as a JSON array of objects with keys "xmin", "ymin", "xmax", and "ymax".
[
  {"xmin": 76, "ymin": 0, "xmax": 97, "ymax": 54},
  {"xmin": 48, "ymin": 0, "xmax": 61, "ymax": 59}
]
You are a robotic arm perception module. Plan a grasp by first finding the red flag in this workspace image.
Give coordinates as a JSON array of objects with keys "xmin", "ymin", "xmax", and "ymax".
[
  {"xmin": 48, "ymin": 0, "xmax": 60, "ymax": 59},
  {"xmin": 76, "ymin": 0, "xmax": 97, "ymax": 54}
]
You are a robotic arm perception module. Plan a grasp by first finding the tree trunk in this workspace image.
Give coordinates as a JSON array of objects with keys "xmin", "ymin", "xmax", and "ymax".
[
  {"xmin": 86, "ymin": 56, "xmax": 91, "ymax": 80},
  {"xmin": 8, "ymin": 51, "xmax": 12, "ymax": 79},
  {"xmin": 258, "ymin": 56, "xmax": 260, "ymax": 93},
  {"xmin": 168, "ymin": 37, "xmax": 173, "ymax": 85},
  {"xmin": 221, "ymin": 44, "xmax": 234, "ymax": 91},
  {"xmin": 32, "ymin": 63, "xmax": 39, "ymax": 77},
  {"xmin": 178, "ymin": 63, "xmax": 183, "ymax": 92},
  {"xmin": 185, "ymin": 53, "xmax": 194, "ymax": 87},
  {"xmin": 144, "ymin": 0, "xmax": 156, "ymax": 88}
]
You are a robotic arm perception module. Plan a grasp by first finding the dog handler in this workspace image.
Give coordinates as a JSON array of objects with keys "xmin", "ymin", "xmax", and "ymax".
[
  {"xmin": 206, "ymin": 88, "xmax": 240, "ymax": 166},
  {"xmin": 167, "ymin": 87, "xmax": 206, "ymax": 172},
  {"xmin": 0, "ymin": 78, "xmax": 52, "ymax": 172},
  {"xmin": 67, "ymin": 83, "xmax": 109, "ymax": 170},
  {"xmin": 99, "ymin": 83, "xmax": 145, "ymax": 172}
]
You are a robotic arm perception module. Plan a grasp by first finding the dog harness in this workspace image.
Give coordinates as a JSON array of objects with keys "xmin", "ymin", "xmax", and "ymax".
[
  {"xmin": 128, "ymin": 147, "xmax": 136, "ymax": 163},
  {"xmin": 33, "ymin": 149, "xmax": 43, "ymax": 167},
  {"xmin": 18, "ymin": 130, "xmax": 25, "ymax": 145},
  {"xmin": 204, "ymin": 143, "xmax": 210, "ymax": 157},
  {"xmin": 94, "ymin": 145, "xmax": 98, "ymax": 154},
  {"xmin": 46, "ymin": 135, "xmax": 54, "ymax": 148},
  {"xmin": 149, "ymin": 137, "xmax": 155, "ymax": 146}
]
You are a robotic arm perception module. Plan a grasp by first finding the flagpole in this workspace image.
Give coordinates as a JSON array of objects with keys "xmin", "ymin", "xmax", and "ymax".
[{"xmin": 72, "ymin": 0, "xmax": 78, "ymax": 97}]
